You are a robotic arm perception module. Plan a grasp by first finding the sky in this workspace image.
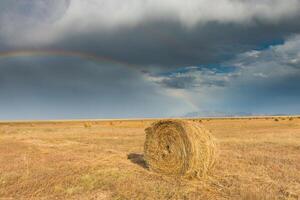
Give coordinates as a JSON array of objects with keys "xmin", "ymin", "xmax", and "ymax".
[{"xmin": 0, "ymin": 0, "xmax": 300, "ymax": 120}]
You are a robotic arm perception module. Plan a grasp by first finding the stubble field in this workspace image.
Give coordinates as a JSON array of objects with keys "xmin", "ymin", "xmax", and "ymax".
[{"xmin": 0, "ymin": 117, "xmax": 300, "ymax": 199}]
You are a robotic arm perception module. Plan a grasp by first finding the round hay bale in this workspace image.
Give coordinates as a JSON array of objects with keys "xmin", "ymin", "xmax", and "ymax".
[{"xmin": 144, "ymin": 120, "xmax": 216, "ymax": 178}]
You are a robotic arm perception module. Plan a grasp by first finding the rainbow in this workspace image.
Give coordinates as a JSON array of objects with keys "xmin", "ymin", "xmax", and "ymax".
[{"xmin": 0, "ymin": 49, "xmax": 137, "ymax": 70}]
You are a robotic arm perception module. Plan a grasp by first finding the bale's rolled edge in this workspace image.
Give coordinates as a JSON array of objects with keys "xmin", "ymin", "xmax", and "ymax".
[{"xmin": 144, "ymin": 120, "xmax": 217, "ymax": 178}]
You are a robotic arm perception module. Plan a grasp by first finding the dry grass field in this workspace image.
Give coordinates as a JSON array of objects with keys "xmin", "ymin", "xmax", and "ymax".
[{"xmin": 0, "ymin": 117, "xmax": 300, "ymax": 200}]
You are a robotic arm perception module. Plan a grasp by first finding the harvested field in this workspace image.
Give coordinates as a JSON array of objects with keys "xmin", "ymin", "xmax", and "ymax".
[{"xmin": 0, "ymin": 117, "xmax": 300, "ymax": 199}]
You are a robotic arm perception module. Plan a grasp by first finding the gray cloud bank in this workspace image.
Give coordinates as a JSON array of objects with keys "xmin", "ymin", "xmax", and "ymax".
[{"xmin": 0, "ymin": 0, "xmax": 300, "ymax": 119}]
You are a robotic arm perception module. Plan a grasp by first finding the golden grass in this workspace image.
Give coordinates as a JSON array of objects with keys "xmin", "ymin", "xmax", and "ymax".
[
  {"xmin": 144, "ymin": 120, "xmax": 216, "ymax": 178},
  {"xmin": 0, "ymin": 117, "xmax": 299, "ymax": 199}
]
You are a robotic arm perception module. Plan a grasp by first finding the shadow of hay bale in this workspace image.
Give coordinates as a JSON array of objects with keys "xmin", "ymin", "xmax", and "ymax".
[{"xmin": 127, "ymin": 153, "xmax": 148, "ymax": 169}]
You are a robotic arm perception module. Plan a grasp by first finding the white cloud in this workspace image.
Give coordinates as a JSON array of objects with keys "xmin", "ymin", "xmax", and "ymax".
[
  {"xmin": 230, "ymin": 34, "xmax": 300, "ymax": 70},
  {"xmin": 146, "ymin": 66, "xmax": 235, "ymax": 89},
  {"xmin": 1, "ymin": 0, "xmax": 300, "ymax": 46},
  {"xmin": 55, "ymin": 0, "xmax": 300, "ymax": 27}
]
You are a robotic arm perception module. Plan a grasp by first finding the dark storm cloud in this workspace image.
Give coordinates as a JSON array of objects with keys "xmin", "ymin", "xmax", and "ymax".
[
  {"xmin": 0, "ymin": 56, "xmax": 192, "ymax": 119},
  {"xmin": 1, "ymin": 0, "xmax": 300, "ymax": 69},
  {"xmin": 58, "ymin": 19, "xmax": 300, "ymax": 69},
  {"xmin": 3, "ymin": 19, "xmax": 300, "ymax": 70}
]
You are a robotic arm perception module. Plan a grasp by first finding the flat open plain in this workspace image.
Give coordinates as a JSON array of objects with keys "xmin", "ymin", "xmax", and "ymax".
[{"xmin": 0, "ymin": 117, "xmax": 300, "ymax": 199}]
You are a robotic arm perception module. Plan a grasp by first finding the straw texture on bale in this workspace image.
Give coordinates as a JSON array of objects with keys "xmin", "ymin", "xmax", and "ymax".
[{"xmin": 144, "ymin": 120, "xmax": 216, "ymax": 178}]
